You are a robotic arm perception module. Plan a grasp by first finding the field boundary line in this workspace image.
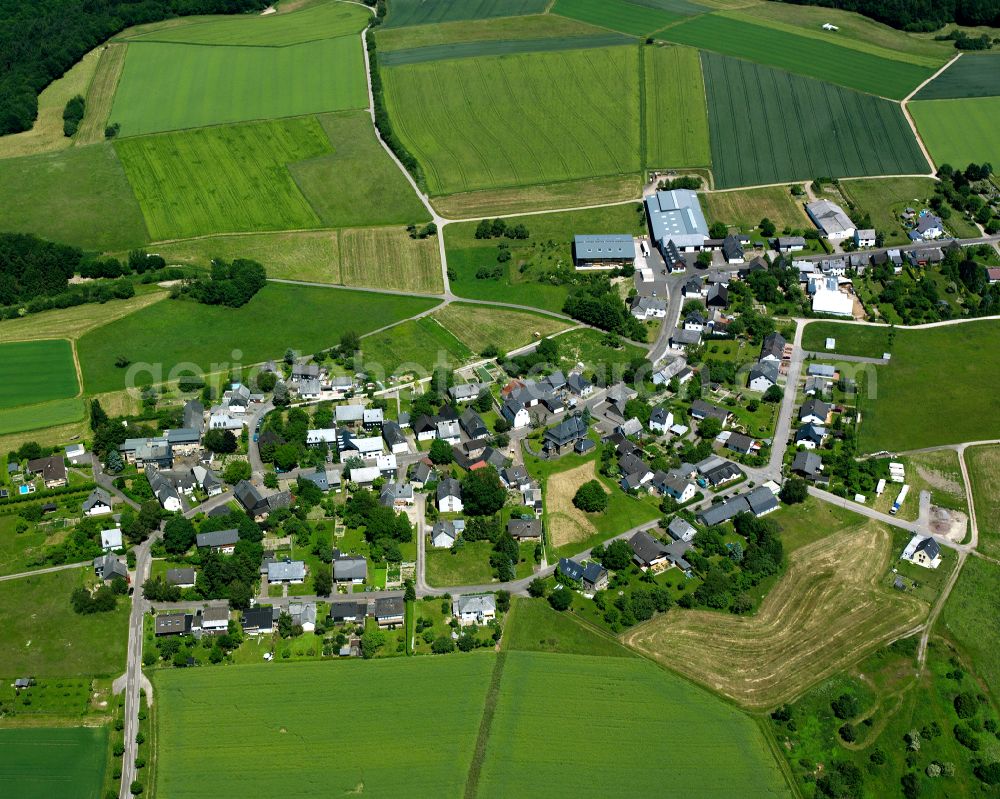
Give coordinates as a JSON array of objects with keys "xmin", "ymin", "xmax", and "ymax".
[{"xmin": 463, "ymin": 651, "xmax": 507, "ymax": 799}]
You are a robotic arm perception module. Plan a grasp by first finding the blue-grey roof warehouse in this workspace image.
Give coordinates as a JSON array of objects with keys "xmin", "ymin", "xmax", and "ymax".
[
  {"xmin": 645, "ymin": 189, "xmax": 709, "ymax": 253},
  {"xmin": 573, "ymin": 234, "xmax": 636, "ymax": 267}
]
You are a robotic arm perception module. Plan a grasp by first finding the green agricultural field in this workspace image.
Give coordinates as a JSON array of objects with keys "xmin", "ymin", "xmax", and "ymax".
[
  {"xmin": 377, "ymin": 32, "xmax": 635, "ymax": 66},
  {"xmin": 127, "ymin": 0, "xmax": 370, "ymax": 45},
  {"xmin": 941, "ymin": 556, "xmax": 1000, "ymax": 702},
  {"xmin": 915, "ymin": 52, "xmax": 1000, "ymax": 99},
  {"xmin": 838, "ymin": 176, "xmax": 938, "ymax": 244},
  {"xmin": 289, "ymin": 111, "xmax": 430, "ymax": 227},
  {"xmin": 109, "ymin": 38, "xmax": 366, "ymax": 137},
  {"xmin": 910, "ymin": 98, "xmax": 1000, "ymax": 172},
  {"xmin": 359, "ymin": 315, "xmax": 470, "ymax": 377},
  {"xmin": 115, "ymin": 117, "xmax": 331, "ymax": 240},
  {"xmin": 0, "ymin": 398, "xmax": 86, "ymax": 436},
  {"xmin": 383, "ymin": 0, "xmax": 549, "ymax": 28},
  {"xmin": 663, "ymin": 14, "xmax": 931, "ymax": 99},
  {"xmin": 0, "ymin": 340, "xmax": 78, "ymax": 408},
  {"xmin": 858, "ymin": 320, "xmax": 1000, "ymax": 451},
  {"xmin": 445, "ymin": 202, "xmax": 645, "ymax": 312},
  {"xmin": 552, "ymin": 0, "xmax": 689, "ymax": 37},
  {"xmin": 643, "ymin": 45, "xmax": 711, "ymax": 168},
  {"xmin": 477, "ymin": 651, "xmax": 791, "ymax": 797},
  {"xmin": 338, "ymin": 226, "xmax": 443, "ymax": 293},
  {"xmin": 375, "ymin": 13, "xmax": 607, "ymax": 51},
  {"xmin": 155, "ymin": 658, "xmax": 495, "ymax": 796},
  {"xmin": 505, "ymin": 597, "xmax": 634, "ymax": 658},
  {"xmin": 966, "ymin": 445, "xmax": 1000, "ymax": 558},
  {"xmin": 801, "ymin": 321, "xmax": 892, "ymax": 358},
  {"xmin": 702, "ymin": 185, "xmax": 810, "ymax": 232},
  {"xmin": 433, "ymin": 303, "xmax": 572, "ymax": 354},
  {"xmin": 0, "ymin": 568, "xmax": 129, "ymax": 677},
  {"xmin": 77, "ymin": 283, "xmax": 437, "ymax": 392},
  {"xmin": 701, "ymin": 53, "xmax": 928, "ymax": 189},
  {"xmin": 0, "ymin": 727, "xmax": 108, "ymax": 799},
  {"xmin": 0, "ymin": 143, "xmax": 149, "ymax": 250},
  {"xmin": 382, "ymin": 46, "xmax": 641, "ymax": 195}
]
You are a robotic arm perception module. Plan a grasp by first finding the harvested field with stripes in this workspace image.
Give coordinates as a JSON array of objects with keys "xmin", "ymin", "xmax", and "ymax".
[
  {"xmin": 382, "ymin": 46, "xmax": 641, "ymax": 195},
  {"xmin": 701, "ymin": 53, "xmax": 928, "ymax": 189},
  {"xmin": 432, "ymin": 303, "xmax": 571, "ymax": 354},
  {"xmin": 338, "ymin": 226, "xmax": 442, "ymax": 293},
  {"xmin": 624, "ymin": 524, "xmax": 928, "ymax": 709},
  {"xmin": 643, "ymin": 45, "xmax": 710, "ymax": 168}
]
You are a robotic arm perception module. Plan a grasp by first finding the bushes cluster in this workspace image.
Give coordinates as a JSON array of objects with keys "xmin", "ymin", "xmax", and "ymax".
[
  {"xmin": 62, "ymin": 93, "xmax": 84, "ymax": 136},
  {"xmin": 180, "ymin": 258, "xmax": 266, "ymax": 308}
]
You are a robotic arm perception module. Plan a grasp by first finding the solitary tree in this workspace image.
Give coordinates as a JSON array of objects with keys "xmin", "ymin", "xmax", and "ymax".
[{"xmin": 573, "ymin": 480, "xmax": 609, "ymax": 513}]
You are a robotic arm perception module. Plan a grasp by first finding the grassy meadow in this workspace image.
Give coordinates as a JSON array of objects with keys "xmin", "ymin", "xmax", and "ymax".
[
  {"xmin": 382, "ymin": 46, "xmax": 641, "ymax": 195},
  {"xmin": 941, "ymin": 556, "xmax": 1000, "ymax": 702},
  {"xmin": 127, "ymin": 0, "xmax": 370, "ymax": 45},
  {"xmin": 858, "ymin": 321, "xmax": 1000, "ymax": 451},
  {"xmin": 663, "ymin": 13, "xmax": 931, "ymax": 99},
  {"xmin": 643, "ymin": 45, "xmax": 711, "ymax": 168},
  {"xmin": 109, "ymin": 38, "xmax": 365, "ymax": 137},
  {"xmin": 0, "ymin": 727, "xmax": 108, "ymax": 799},
  {"xmin": 551, "ymin": 0, "xmax": 689, "ymax": 36},
  {"xmin": 432, "ymin": 303, "xmax": 572, "ymax": 354},
  {"xmin": 289, "ymin": 111, "xmax": 430, "ymax": 228},
  {"xmin": 838, "ymin": 176, "xmax": 939, "ymax": 244},
  {"xmin": 115, "ymin": 117, "xmax": 330, "ymax": 240},
  {"xmin": 801, "ymin": 321, "xmax": 892, "ymax": 358},
  {"xmin": 910, "ymin": 97, "xmax": 1000, "ymax": 172},
  {"xmin": 966, "ymin": 445, "xmax": 1000, "ymax": 558},
  {"xmin": 338, "ymin": 226, "xmax": 443, "ymax": 293},
  {"xmin": 382, "ymin": 0, "xmax": 549, "ymax": 28},
  {"xmin": 75, "ymin": 43, "xmax": 127, "ymax": 145},
  {"xmin": 702, "ymin": 53, "xmax": 929, "ymax": 188},
  {"xmin": 914, "ymin": 52, "xmax": 1000, "ymax": 99},
  {"xmin": 505, "ymin": 597, "xmax": 634, "ymax": 658},
  {"xmin": 375, "ymin": 13, "xmax": 607, "ymax": 52},
  {"xmin": 0, "ymin": 292, "xmax": 166, "ymax": 343},
  {"xmin": 0, "ymin": 340, "xmax": 78, "ymax": 408},
  {"xmin": 0, "ymin": 398, "xmax": 86, "ymax": 436},
  {"xmin": 0, "ymin": 568, "xmax": 129, "ymax": 677},
  {"xmin": 702, "ymin": 185, "xmax": 810, "ymax": 232},
  {"xmin": 0, "ymin": 143, "xmax": 148, "ymax": 250},
  {"xmin": 76, "ymin": 283, "xmax": 437, "ymax": 392},
  {"xmin": 359, "ymin": 315, "xmax": 471, "ymax": 377}
]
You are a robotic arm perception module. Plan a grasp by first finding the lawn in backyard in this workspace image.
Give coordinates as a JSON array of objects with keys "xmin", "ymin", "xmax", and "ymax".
[
  {"xmin": 154, "ymin": 657, "xmax": 495, "ymax": 797},
  {"xmin": 857, "ymin": 320, "xmax": 1000, "ymax": 451},
  {"xmin": 425, "ymin": 540, "xmax": 497, "ymax": 587},
  {"xmin": 910, "ymin": 97, "xmax": 1000, "ymax": 173},
  {"xmin": 701, "ymin": 52, "xmax": 928, "ymax": 189},
  {"xmin": 643, "ymin": 45, "xmax": 711, "ymax": 168},
  {"xmin": 382, "ymin": 46, "xmax": 641, "ymax": 195},
  {"xmin": 109, "ymin": 38, "xmax": 366, "ymax": 136},
  {"xmin": 288, "ymin": 111, "xmax": 430, "ymax": 228},
  {"xmin": 445, "ymin": 202, "xmax": 645, "ymax": 312},
  {"xmin": 801, "ymin": 321, "xmax": 892, "ymax": 358},
  {"xmin": 914, "ymin": 52, "xmax": 1000, "ymax": 99},
  {"xmin": 0, "ymin": 143, "xmax": 148, "ymax": 250},
  {"xmin": 838, "ymin": 176, "xmax": 941, "ymax": 245},
  {"xmin": 432, "ymin": 303, "xmax": 572, "ymax": 355},
  {"xmin": 551, "ymin": 0, "xmax": 694, "ymax": 37},
  {"xmin": 115, "ymin": 117, "xmax": 331, "ymax": 240},
  {"xmin": 126, "ymin": 0, "xmax": 370, "ymax": 45},
  {"xmin": 0, "ymin": 568, "xmax": 129, "ymax": 677},
  {"xmin": 0, "ymin": 727, "xmax": 108, "ymax": 799},
  {"xmin": 477, "ymin": 651, "xmax": 791, "ymax": 798},
  {"xmin": 382, "ymin": 0, "xmax": 548, "ymax": 28},
  {"xmin": 662, "ymin": 13, "xmax": 930, "ymax": 99},
  {"xmin": 0, "ymin": 340, "xmax": 78, "ymax": 408},
  {"xmin": 76, "ymin": 283, "xmax": 437, "ymax": 392}
]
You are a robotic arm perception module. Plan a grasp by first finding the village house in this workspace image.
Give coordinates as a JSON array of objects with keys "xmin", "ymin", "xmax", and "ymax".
[
  {"xmin": 453, "ymin": 593, "xmax": 497, "ymax": 626},
  {"xmin": 82, "ymin": 487, "xmax": 114, "ymax": 516},
  {"xmin": 196, "ymin": 528, "xmax": 239, "ymax": 554},
  {"xmin": 902, "ymin": 535, "xmax": 942, "ymax": 569},
  {"xmin": 649, "ymin": 406, "xmax": 674, "ymax": 434},
  {"xmin": 431, "ymin": 520, "xmax": 458, "ymax": 548},
  {"xmin": 333, "ymin": 553, "xmax": 367, "ymax": 584},
  {"xmin": 26, "ymin": 454, "xmax": 67, "ymax": 489},
  {"xmin": 437, "ymin": 478, "xmax": 463, "ymax": 513},
  {"xmin": 543, "ymin": 414, "xmax": 589, "ymax": 456},
  {"xmin": 628, "ymin": 531, "xmax": 670, "ymax": 571},
  {"xmin": 558, "ymin": 557, "xmax": 609, "ymax": 592},
  {"xmin": 507, "ymin": 518, "xmax": 542, "ymax": 541},
  {"xmin": 166, "ymin": 567, "xmax": 196, "ymax": 589},
  {"xmin": 93, "ymin": 553, "xmax": 128, "ymax": 582}
]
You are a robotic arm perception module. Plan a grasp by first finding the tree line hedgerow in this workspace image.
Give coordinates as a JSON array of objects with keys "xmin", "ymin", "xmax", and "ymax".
[{"xmin": 781, "ymin": 0, "xmax": 1000, "ymax": 31}]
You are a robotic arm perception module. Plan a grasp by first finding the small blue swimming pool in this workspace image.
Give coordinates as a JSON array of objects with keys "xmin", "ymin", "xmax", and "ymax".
[{"xmin": 18, "ymin": 484, "xmax": 29, "ymax": 495}]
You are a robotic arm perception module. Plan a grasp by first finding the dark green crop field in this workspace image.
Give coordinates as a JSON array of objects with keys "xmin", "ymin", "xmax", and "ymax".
[
  {"xmin": 378, "ymin": 32, "xmax": 634, "ymax": 66},
  {"xmin": 0, "ymin": 339, "xmax": 78, "ymax": 408},
  {"xmin": 0, "ymin": 727, "xmax": 108, "ymax": 799},
  {"xmin": 551, "ymin": 0, "xmax": 687, "ymax": 37},
  {"xmin": 702, "ymin": 53, "xmax": 928, "ymax": 188},
  {"xmin": 383, "ymin": 0, "xmax": 549, "ymax": 28},
  {"xmin": 915, "ymin": 53, "xmax": 1000, "ymax": 99}
]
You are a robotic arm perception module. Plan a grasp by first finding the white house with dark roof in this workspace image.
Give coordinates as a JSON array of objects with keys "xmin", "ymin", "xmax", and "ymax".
[
  {"xmin": 453, "ymin": 593, "xmax": 497, "ymax": 625},
  {"xmin": 437, "ymin": 478, "xmax": 463, "ymax": 513},
  {"xmin": 82, "ymin": 488, "xmax": 114, "ymax": 516}
]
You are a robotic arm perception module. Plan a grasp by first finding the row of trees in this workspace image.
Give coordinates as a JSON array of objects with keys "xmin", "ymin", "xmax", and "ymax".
[
  {"xmin": 782, "ymin": 0, "xmax": 1000, "ymax": 31},
  {"xmin": 563, "ymin": 276, "xmax": 647, "ymax": 341},
  {"xmin": 181, "ymin": 258, "xmax": 266, "ymax": 307}
]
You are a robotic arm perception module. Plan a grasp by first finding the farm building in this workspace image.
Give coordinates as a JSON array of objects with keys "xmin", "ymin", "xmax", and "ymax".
[
  {"xmin": 806, "ymin": 200, "xmax": 856, "ymax": 241},
  {"xmin": 572, "ymin": 234, "xmax": 636, "ymax": 268},
  {"xmin": 644, "ymin": 189, "xmax": 709, "ymax": 255}
]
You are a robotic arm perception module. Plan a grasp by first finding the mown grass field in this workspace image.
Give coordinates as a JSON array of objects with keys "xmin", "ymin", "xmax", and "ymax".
[
  {"xmin": 425, "ymin": 539, "xmax": 495, "ymax": 586},
  {"xmin": 432, "ymin": 302, "xmax": 571, "ymax": 354},
  {"xmin": 915, "ymin": 52, "xmax": 1000, "ymax": 99},
  {"xmin": 505, "ymin": 597, "xmax": 635, "ymax": 658},
  {"xmin": 115, "ymin": 117, "xmax": 330, "ymax": 240},
  {"xmin": 910, "ymin": 97, "xmax": 1000, "ymax": 172},
  {"xmin": 0, "ymin": 398, "xmax": 86, "ymax": 436},
  {"xmin": 338, "ymin": 226, "xmax": 443, "ymax": 293},
  {"xmin": 383, "ymin": 0, "xmax": 548, "ymax": 28},
  {"xmin": 154, "ymin": 658, "xmax": 495, "ymax": 797},
  {"xmin": 838, "ymin": 176, "xmax": 938, "ymax": 244},
  {"xmin": 663, "ymin": 13, "xmax": 931, "ymax": 99},
  {"xmin": 552, "ymin": 0, "xmax": 689, "ymax": 37},
  {"xmin": 359, "ymin": 315, "xmax": 470, "ymax": 376},
  {"xmin": 0, "ymin": 143, "xmax": 148, "ymax": 250},
  {"xmin": 76, "ymin": 42, "xmax": 127, "ymax": 145},
  {"xmin": 801, "ymin": 321, "xmax": 891, "ymax": 358},
  {"xmin": 378, "ymin": 32, "xmax": 635, "ymax": 65},
  {"xmin": 643, "ymin": 45, "xmax": 711, "ymax": 168},
  {"xmin": 109, "ymin": 38, "xmax": 366, "ymax": 136},
  {"xmin": 702, "ymin": 185, "xmax": 810, "ymax": 231},
  {"xmin": 858, "ymin": 321, "xmax": 1000, "ymax": 451},
  {"xmin": 382, "ymin": 46, "xmax": 641, "ymax": 195},
  {"xmin": 0, "ymin": 568, "xmax": 129, "ymax": 677},
  {"xmin": 966, "ymin": 445, "xmax": 1000, "ymax": 558},
  {"xmin": 0, "ymin": 291, "xmax": 166, "ymax": 343},
  {"xmin": 127, "ymin": 0, "xmax": 369, "ymax": 45},
  {"xmin": 624, "ymin": 525, "xmax": 928, "ymax": 709},
  {"xmin": 77, "ymin": 283, "xmax": 437, "ymax": 392},
  {"xmin": 478, "ymin": 651, "xmax": 791, "ymax": 797},
  {"xmin": 702, "ymin": 53, "xmax": 928, "ymax": 189},
  {"xmin": 0, "ymin": 727, "xmax": 108, "ymax": 799},
  {"xmin": 375, "ymin": 13, "xmax": 606, "ymax": 51},
  {"xmin": 941, "ymin": 555, "xmax": 1000, "ymax": 701},
  {"xmin": 0, "ymin": 340, "xmax": 78, "ymax": 408},
  {"xmin": 289, "ymin": 111, "xmax": 430, "ymax": 228}
]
